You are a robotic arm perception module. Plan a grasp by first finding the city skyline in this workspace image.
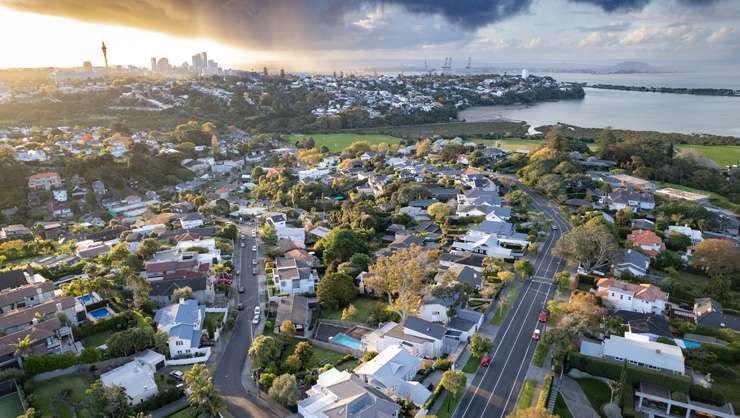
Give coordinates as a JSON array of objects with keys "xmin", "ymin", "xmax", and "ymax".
[{"xmin": 0, "ymin": 0, "xmax": 739, "ymax": 72}]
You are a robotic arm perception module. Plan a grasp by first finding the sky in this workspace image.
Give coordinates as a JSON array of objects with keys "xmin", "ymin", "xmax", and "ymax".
[{"xmin": 0, "ymin": 0, "xmax": 738, "ymax": 71}]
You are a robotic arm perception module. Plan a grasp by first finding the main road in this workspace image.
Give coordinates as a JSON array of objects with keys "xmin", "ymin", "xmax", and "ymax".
[
  {"xmin": 453, "ymin": 184, "xmax": 571, "ymax": 418},
  {"xmin": 212, "ymin": 224, "xmax": 282, "ymax": 418}
]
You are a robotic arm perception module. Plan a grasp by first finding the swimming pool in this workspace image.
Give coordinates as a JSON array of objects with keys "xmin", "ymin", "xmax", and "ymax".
[
  {"xmin": 76, "ymin": 293, "xmax": 95, "ymax": 306},
  {"xmin": 683, "ymin": 340, "xmax": 702, "ymax": 349},
  {"xmin": 88, "ymin": 307, "xmax": 113, "ymax": 320},
  {"xmin": 331, "ymin": 333, "xmax": 362, "ymax": 350}
]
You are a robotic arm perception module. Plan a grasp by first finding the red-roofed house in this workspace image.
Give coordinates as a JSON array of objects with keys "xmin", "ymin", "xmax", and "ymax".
[
  {"xmin": 596, "ymin": 278, "xmax": 668, "ymax": 315},
  {"xmin": 626, "ymin": 230, "xmax": 666, "ymax": 257},
  {"xmin": 28, "ymin": 172, "xmax": 62, "ymax": 191}
]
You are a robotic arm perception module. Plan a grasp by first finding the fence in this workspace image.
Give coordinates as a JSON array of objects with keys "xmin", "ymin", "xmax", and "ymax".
[
  {"xmin": 308, "ymin": 338, "xmax": 363, "ymax": 358},
  {"xmin": 165, "ymin": 348, "xmax": 211, "ymax": 366}
]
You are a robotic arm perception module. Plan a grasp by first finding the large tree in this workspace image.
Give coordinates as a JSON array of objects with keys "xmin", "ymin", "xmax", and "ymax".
[
  {"xmin": 366, "ymin": 245, "xmax": 432, "ymax": 321},
  {"xmin": 468, "ymin": 332, "xmax": 494, "ymax": 358},
  {"xmin": 427, "ymin": 202, "xmax": 452, "ymax": 223},
  {"xmin": 269, "ymin": 374, "xmax": 301, "ymax": 407},
  {"xmin": 84, "ymin": 381, "xmax": 131, "ymax": 418},
  {"xmin": 319, "ymin": 228, "xmax": 368, "ymax": 267},
  {"xmin": 440, "ymin": 370, "xmax": 467, "ymax": 412},
  {"xmin": 184, "ymin": 364, "xmax": 224, "ymax": 417},
  {"xmin": 316, "ymin": 272, "xmax": 357, "ymax": 310},
  {"xmin": 248, "ymin": 335, "xmax": 281, "ymax": 369},
  {"xmin": 552, "ymin": 219, "xmax": 620, "ymax": 272},
  {"xmin": 691, "ymin": 239, "xmax": 740, "ymax": 279}
]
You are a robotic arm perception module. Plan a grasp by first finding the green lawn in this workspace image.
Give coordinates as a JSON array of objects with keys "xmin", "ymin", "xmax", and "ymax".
[
  {"xmin": 32, "ymin": 375, "xmax": 91, "ymax": 418},
  {"xmin": 204, "ymin": 312, "xmax": 224, "ymax": 333},
  {"xmin": 554, "ymin": 393, "xmax": 575, "ymax": 418},
  {"xmin": 288, "ymin": 133, "xmax": 401, "ymax": 153},
  {"xmin": 462, "ymin": 355, "xmax": 482, "ymax": 373},
  {"xmin": 81, "ymin": 329, "xmax": 114, "ymax": 348},
  {"xmin": 712, "ymin": 366, "xmax": 740, "ymax": 412},
  {"xmin": 491, "ymin": 285, "xmax": 521, "ymax": 325},
  {"xmin": 676, "ymin": 144, "xmax": 740, "ymax": 166},
  {"xmin": 575, "ymin": 378, "xmax": 611, "ymax": 418},
  {"xmin": 277, "ymin": 337, "xmax": 351, "ymax": 371},
  {"xmin": 532, "ymin": 342, "xmax": 550, "ymax": 368},
  {"xmin": 0, "ymin": 393, "xmax": 24, "ymax": 418},
  {"xmin": 320, "ymin": 296, "xmax": 390, "ymax": 324},
  {"xmin": 166, "ymin": 407, "xmax": 197, "ymax": 418},
  {"xmin": 436, "ymin": 391, "xmax": 464, "ymax": 418},
  {"xmin": 515, "ymin": 380, "xmax": 538, "ymax": 411},
  {"xmin": 473, "ymin": 138, "xmax": 545, "ymax": 152}
]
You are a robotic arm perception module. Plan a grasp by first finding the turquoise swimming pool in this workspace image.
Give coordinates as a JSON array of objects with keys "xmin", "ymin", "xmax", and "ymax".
[
  {"xmin": 331, "ymin": 333, "xmax": 362, "ymax": 350},
  {"xmin": 683, "ymin": 340, "xmax": 701, "ymax": 349}
]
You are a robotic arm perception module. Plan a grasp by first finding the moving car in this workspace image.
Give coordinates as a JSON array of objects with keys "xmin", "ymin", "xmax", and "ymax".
[
  {"xmin": 252, "ymin": 268, "xmax": 256, "ymax": 275},
  {"xmin": 480, "ymin": 355, "xmax": 492, "ymax": 367},
  {"xmin": 252, "ymin": 231, "xmax": 257, "ymax": 238},
  {"xmin": 237, "ymin": 303, "xmax": 244, "ymax": 311},
  {"xmin": 238, "ymin": 286, "xmax": 245, "ymax": 294},
  {"xmin": 252, "ymin": 245, "xmax": 257, "ymax": 252},
  {"xmin": 240, "ymin": 243, "xmax": 245, "ymax": 248},
  {"xmin": 538, "ymin": 310, "xmax": 548, "ymax": 322},
  {"xmin": 241, "ymin": 234, "xmax": 246, "ymax": 240},
  {"xmin": 532, "ymin": 328, "xmax": 541, "ymax": 341},
  {"xmin": 551, "ymin": 225, "xmax": 559, "ymax": 230},
  {"xmin": 252, "ymin": 259, "xmax": 257, "ymax": 265}
]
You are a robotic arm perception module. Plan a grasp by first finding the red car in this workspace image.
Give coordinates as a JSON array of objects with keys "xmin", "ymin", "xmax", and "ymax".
[
  {"xmin": 480, "ymin": 355, "xmax": 491, "ymax": 367},
  {"xmin": 538, "ymin": 310, "xmax": 548, "ymax": 322},
  {"xmin": 215, "ymin": 278, "xmax": 233, "ymax": 286},
  {"xmin": 532, "ymin": 329, "xmax": 541, "ymax": 341}
]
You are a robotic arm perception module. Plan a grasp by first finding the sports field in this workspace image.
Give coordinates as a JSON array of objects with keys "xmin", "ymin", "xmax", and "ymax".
[{"xmin": 288, "ymin": 133, "xmax": 400, "ymax": 152}]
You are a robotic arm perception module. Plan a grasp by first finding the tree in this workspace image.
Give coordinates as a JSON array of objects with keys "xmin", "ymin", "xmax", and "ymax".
[
  {"xmin": 171, "ymin": 286, "xmax": 193, "ymax": 302},
  {"xmin": 280, "ymin": 320, "xmax": 296, "ymax": 336},
  {"xmin": 427, "ymin": 202, "xmax": 451, "ymax": 223},
  {"xmin": 341, "ymin": 304, "xmax": 359, "ymax": 320},
  {"xmin": 316, "ymin": 272, "xmax": 357, "ymax": 310},
  {"xmin": 285, "ymin": 354, "xmax": 302, "ymax": 372},
  {"xmin": 468, "ymin": 332, "xmax": 493, "ymax": 358},
  {"xmin": 248, "ymin": 335, "xmax": 281, "ymax": 369},
  {"xmin": 615, "ymin": 208, "xmax": 633, "ymax": 228},
  {"xmin": 127, "ymin": 274, "xmax": 150, "ymax": 308},
  {"xmin": 440, "ymin": 370, "xmax": 466, "ymax": 412},
  {"xmin": 137, "ymin": 238, "xmax": 160, "ymax": 259},
  {"xmin": 367, "ymin": 245, "xmax": 431, "ymax": 321},
  {"xmin": 85, "ymin": 380, "xmax": 131, "ymax": 418},
  {"xmin": 507, "ymin": 407, "xmax": 558, "ymax": 418},
  {"xmin": 504, "ymin": 190, "xmax": 532, "ymax": 211},
  {"xmin": 320, "ymin": 228, "xmax": 368, "ymax": 267},
  {"xmin": 259, "ymin": 223, "xmax": 276, "ymax": 244},
  {"xmin": 666, "ymin": 233, "xmax": 691, "ymax": 252},
  {"xmin": 294, "ymin": 341, "xmax": 314, "ymax": 364},
  {"xmin": 691, "ymin": 239, "xmax": 740, "ymax": 278},
  {"xmin": 269, "ymin": 374, "xmax": 301, "ymax": 407},
  {"xmin": 552, "ymin": 219, "xmax": 620, "ymax": 272},
  {"xmin": 513, "ymin": 259, "xmax": 533, "ymax": 279},
  {"xmin": 184, "ymin": 364, "xmax": 224, "ymax": 417}
]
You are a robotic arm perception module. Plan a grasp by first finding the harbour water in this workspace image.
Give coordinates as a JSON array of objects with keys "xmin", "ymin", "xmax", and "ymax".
[{"xmin": 458, "ymin": 87, "xmax": 740, "ymax": 137}]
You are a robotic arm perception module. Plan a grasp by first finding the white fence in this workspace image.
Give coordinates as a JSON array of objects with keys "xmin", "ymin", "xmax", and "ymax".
[{"xmin": 165, "ymin": 347, "xmax": 211, "ymax": 366}]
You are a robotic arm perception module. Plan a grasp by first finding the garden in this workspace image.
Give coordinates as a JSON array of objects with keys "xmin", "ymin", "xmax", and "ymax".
[{"xmin": 319, "ymin": 295, "xmax": 393, "ymax": 324}]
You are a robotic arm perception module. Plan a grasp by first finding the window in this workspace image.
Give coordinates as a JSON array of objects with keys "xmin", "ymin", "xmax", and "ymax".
[{"xmin": 620, "ymin": 295, "xmax": 623, "ymax": 300}]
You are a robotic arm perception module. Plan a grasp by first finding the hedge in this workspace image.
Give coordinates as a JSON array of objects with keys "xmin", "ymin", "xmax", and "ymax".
[
  {"xmin": 72, "ymin": 311, "xmax": 138, "ymax": 340},
  {"xmin": 537, "ymin": 373, "xmax": 553, "ymax": 409},
  {"xmin": 689, "ymin": 385, "xmax": 726, "ymax": 406},
  {"xmin": 132, "ymin": 387, "xmax": 184, "ymax": 413},
  {"xmin": 24, "ymin": 347, "xmax": 103, "ymax": 376},
  {"xmin": 568, "ymin": 353, "xmax": 691, "ymax": 392},
  {"xmin": 424, "ymin": 384, "xmax": 444, "ymax": 410},
  {"xmin": 622, "ymin": 383, "xmax": 637, "ymax": 418}
]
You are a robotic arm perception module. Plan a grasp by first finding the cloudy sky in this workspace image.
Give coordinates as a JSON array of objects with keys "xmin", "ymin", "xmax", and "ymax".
[{"xmin": 0, "ymin": 0, "xmax": 738, "ymax": 71}]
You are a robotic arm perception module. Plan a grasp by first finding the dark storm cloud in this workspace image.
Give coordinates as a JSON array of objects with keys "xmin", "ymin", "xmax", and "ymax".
[{"xmin": 0, "ymin": 0, "xmax": 727, "ymax": 50}]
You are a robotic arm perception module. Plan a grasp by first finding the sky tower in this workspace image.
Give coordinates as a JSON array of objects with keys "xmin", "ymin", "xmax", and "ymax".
[{"xmin": 101, "ymin": 42, "xmax": 108, "ymax": 69}]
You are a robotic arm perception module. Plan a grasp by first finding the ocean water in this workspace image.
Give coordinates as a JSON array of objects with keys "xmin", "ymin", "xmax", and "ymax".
[
  {"xmin": 459, "ymin": 87, "xmax": 740, "ymax": 137},
  {"xmin": 540, "ymin": 71, "xmax": 740, "ymax": 90}
]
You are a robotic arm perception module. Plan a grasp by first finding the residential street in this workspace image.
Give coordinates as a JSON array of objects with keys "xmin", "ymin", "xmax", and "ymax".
[
  {"xmin": 454, "ymin": 184, "xmax": 571, "ymax": 418},
  {"xmin": 211, "ymin": 225, "xmax": 283, "ymax": 418}
]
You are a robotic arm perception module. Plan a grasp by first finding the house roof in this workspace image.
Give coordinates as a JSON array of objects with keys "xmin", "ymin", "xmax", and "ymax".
[
  {"xmin": 596, "ymin": 278, "xmax": 668, "ymax": 303},
  {"xmin": 449, "ymin": 265, "xmax": 483, "ymax": 288},
  {"xmin": 0, "ymin": 296, "xmax": 76, "ymax": 332},
  {"xmin": 0, "ymin": 270, "xmax": 28, "ymax": 291},
  {"xmin": 603, "ymin": 333, "xmax": 684, "ymax": 374},
  {"xmin": 275, "ymin": 295, "xmax": 309, "ymax": 328},
  {"xmin": 149, "ymin": 276, "xmax": 208, "ymax": 296},
  {"xmin": 614, "ymin": 310, "xmax": 672, "ymax": 338},
  {"xmin": 404, "ymin": 317, "xmax": 446, "ymax": 340},
  {"xmin": 0, "ymin": 317, "xmax": 62, "ymax": 356}
]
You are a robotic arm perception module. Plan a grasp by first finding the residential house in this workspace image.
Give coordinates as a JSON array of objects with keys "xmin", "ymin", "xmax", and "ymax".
[
  {"xmin": 275, "ymin": 225, "xmax": 306, "ymax": 248},
  {"xmin": 273, "ymin": 257, "xmax": 319, "ymax": 295},
  {"xmin": 374, "ymin": 234, "xmax": 425, "ymax": 258},
  {"xmin": 0, "ymin": 224, "xmax": 34, "ymax": 241},
  {"xmin": 606, "ymin": 188, "xmax": 655, "ymax": 212},
  {"xmin": 581, "ymin": 332, "xmax": 684, "ymax": 375},
  {"xmin": 0, "ymin": 296, "xmax": 79, "ymax": 335},
  {"xmin": 596, "ymin": 278, "xmax": 668, "ymax": 314},
  {"xmin": 667, "ymin": 225, "xmax": 703, "ymax": 245},
  {"xmin": 614, "ymin": 249, "xmax": 651, "ymax": 278},
  {"xmin": 149, "ymin": 276, "xmax": 215, "ymax": 306},
  {"xmin": 28, "ymin": 172, "xmax": 62, "ymax": 191},
  {"xmin": 447, "ymin": 308, "xmax": 484, "ymax": 342},
  {"xmin": 614, "ymin": 310, "xmax": 672, "ymax": 340},
  {"xmin": 362, "ymin": 317, "xmax": 448, "ymax": 359},
  {"xmin": 179, "ymin": 213, "xmax": 204, "ymax": 230},
  {"xmin": 693, "ymin": 298, "xmax": 740, "ymax": 331},
  {"xmin": 154, "ymin": 299, "xmax": 205, "ymax": 357},
  {"xmin": 75, "ymin": 240, "xmax": 112, "ymax": 259},
  {"xmin": 100, "ymin": 350, "xmax": 165, "ymax": 405},
  {"xmin": 439, "ymin": 252, "xmax": 486, "ymax": 272},
  {"xmin": 452, "ymin": 220, "xmax": 529, "ymax": 258},
  {"xmin": 631, "ymin": 219, "xmax": 655, "ymax": 231},
  {"xmin": 457, "ymin": 189, "xmax": 501, "ymax": 208},
  {"xmin": 626, "ymin": 230, "xmax": 666, "ymax": 256},
  {"xmin": 274, "ymin": 295, "xmax": 311, "ymax": 337},
  {"xmin": 266, "ymin": 213, "xmax": 288, "ymax": 227},
  {"xmin": 0, "ymin": 272, "xmax": 55, "ymax": 314},
  {"xmin": 439, "ymin": 264, "xmax": 484, "ymax": 290},
  {"xmin": 354, "ymin": 345, "xmax": 431, "ymax": 406},
  {"xmin": 605, "ymin": 174, "xmax": 656, "ymax": 192},
  {"xmin": 0, "ymin": 318, "xmax": 75, "ymax": 369},
  {"xmin": 298, "ymin": 368, "xmax": 400, "ymax": 418}
]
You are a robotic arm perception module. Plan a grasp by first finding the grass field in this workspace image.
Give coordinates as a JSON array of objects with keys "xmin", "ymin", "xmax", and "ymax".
[
  {"xmin": 0, "ymin": 392, "xmax": 24, "ymax": 418},
  {"xmin": 677, "ymin": 144, "xmax": 740, "ymax": 166},
  {"xmin": 491, "ymin": 284, "xmax": 521, "ymax": 325},
  {"xmin": 289, "ymin": 133, "xmax": 400, "ymax": 152},
  {"xmin": 575, "ymin": 378, "xmax": 611, "ymax": 418},
  {"xmin": 320, "ymin": 296, "xmax": 390, "ymax": 324},
  {"xmin": 167, "ymin": 407, "xmax": 197, "ymax": 418},
  {"xmin": 33, "ymin": 375, "xmax": 91, "ymax": 418},
  {"xmin": 462, "ymin": 354, "xmax": 482, "ymax": 373},
  {"xmin": 81, "ymin": 329, "xmax": 113, "ymax": 348},
  {"xmin": 436, "ymin": 390, "xmax": 464, "ymax": 418},
  {"xmin": 532, "ymin": 342, "xmax": 550, "ymax": 368}
]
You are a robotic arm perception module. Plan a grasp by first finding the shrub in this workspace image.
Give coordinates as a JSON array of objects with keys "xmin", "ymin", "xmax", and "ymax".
[
  {"xmin": 622, "ymin": 384, "xmax": 636, "ymax": 418},
  {"xmin": 708, "ymin": 364, "xmax": 738, "ymax": 379},
  {"xmin": 433, "ymin": 358, "xmax": 453, "ymax": 371},
  {"xmin": 567, "ymin": 353, "xmax": 691, "ymax": 392},
  {"xmin": 689, "ymin": 385, "xmax": 726, "ymax": 406},
  {"xmin": 361, "ymin": 351, "xmax": 378, "ymax": 362},
  {"xmin": 24, "ymin": 353, "xmax": 78, "ymax": 376},
  {"xmin": 537, "ymin": 374, "xmax": 553, "ymax": 409},
  {"xmin": 259, "ymin": 372, "xmax": 277, "ymax": 389}
]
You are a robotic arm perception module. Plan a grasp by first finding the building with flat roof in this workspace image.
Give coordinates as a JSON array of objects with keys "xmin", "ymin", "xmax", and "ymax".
[{"xmin": 655, "ymin": 188, "xmax": 709, "ymax": 204}]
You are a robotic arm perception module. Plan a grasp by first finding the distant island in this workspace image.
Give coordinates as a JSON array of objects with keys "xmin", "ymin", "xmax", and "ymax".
[{"xmin": 588, "ymin": 83, "xmax": 739, "ymax": 97}]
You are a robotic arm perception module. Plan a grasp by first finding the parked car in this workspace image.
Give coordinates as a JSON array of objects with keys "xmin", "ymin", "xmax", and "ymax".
[
  {"xmin": 252, "ymin": 259, "xmax": 257, "ymax": 265},
  {"xmin": 532, "ymin": 328, "xmax": 541, "ymax": 341},
  {"xmin": 169, "ymin": 370, "xmax": 184, "ymax": 381},
  {"xmin": 252, "ymin": 315, "xmax": 260, "ymax": 325},
  {"xmin": 241, "ymin": 234, "xmax": 246, "ymax": 240},
  {"xmin": 551, "ymin": 225, "xmax": 559, "ymax": 230},
  {"xmin": 480, "ymin": 355, "xmax": 491, "ymax": 367},
  {"xmin": 252, "ymin": 245, "xmax": 257, "ymax": 252},
  {"xmin": 239, "ymin": 286, "xmax": 245, "ymax": 294},
  {"xmin": 240, "ymin": 243, "xmax": 245, "ymax": 248},
  {"xmin": 254, "ymin": 306, "xmax": 261, "ymax": 315},
  {"xmin": 215, "ymin": 278, "xmax": 233, "ymax": 286},
  {"xmin": 237, "ymin": 303, "xmax": 244, "ymax": 311},
  {"xmin": 252, "ymin": 231, "xmax": 257, "ymax": 238},
  {"xmin": 252, "ymin": 267, "xmax": 257, "ymax": 275},
  {"xmin": 538, "ymin": 310, "xmax": 548, "ymax": 322}
]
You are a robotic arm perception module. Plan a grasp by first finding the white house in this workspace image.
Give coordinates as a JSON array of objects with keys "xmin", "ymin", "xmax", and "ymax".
[
  {"xmin": 606, "ymin": 188, "xmax": 655, "ymax": 212},
  {"xmin": 154, "ymin": 299, "xmax": 205, "ymax": 357},
  {"xmin": 596, "ymin": 278, "xmax": 668, "ymax": 314},
  {"xmin": 179, "ymin": 213, "xmax": 204, "ymax": 230},
  {"xmin": 614, "ymin": 249, "xmax": 651, "ymax": 278},
  {"xmin": 273, "ymin": 257, "xmax": 319, "ymax": 295},
  {"xmin": 275, "ymin": 225, "xmax": 306, "ymax": 248},
  {"xmin": 100, "ymin": 350, "xmax": 165, "ymax": 405},
  {"xmin": 298, "ymin": 368, "xmax": 400, "ymax": 418},
  {"xmin": 175, "ymin": 238, "xmax": 221, "ymax": 264},
  {"xmin": 667, "ymin": 225, "xmax": 704, "ymax": 245},
  {"xmin": 362, "ymin": 317, "xmax": 447, "ymax": 359},
  {"xmin": 354, "ymin": 345, "xmax": 431, "ymax": 406},
  {"xmin": 582, "ymin": 332, "xmax": 685, "ymax": 375}
]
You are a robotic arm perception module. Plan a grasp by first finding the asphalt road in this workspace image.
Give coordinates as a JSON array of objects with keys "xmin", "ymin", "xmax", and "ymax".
[
  {"xmin": 454, "ymin": 186, "xmax": 571, "ymax": 418},
  {"xmin": 212, "ymin": 225, "xmax": 281, "ymax": 418}
]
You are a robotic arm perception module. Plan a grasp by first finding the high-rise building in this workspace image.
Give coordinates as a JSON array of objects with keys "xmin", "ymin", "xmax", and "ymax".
[
  {"xmin": 151, "ymin": 57, "xmax": 157, "ymax": 72},
  {"xmin": 156, "ymin": 57, "xmax": 171, "ymax": 73},
  {"xmin": 521, "ymin": 69, "xmax": 529, "ymax": 79},
  {"xmin": 83, "ymin": 61, "xmax": 93, "ymax": 72}
]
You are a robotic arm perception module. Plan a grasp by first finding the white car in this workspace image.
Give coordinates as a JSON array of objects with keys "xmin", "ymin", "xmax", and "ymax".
[
  {"xmin": 252, "ymin": 245, "xmax": 257, "ymax": 252},
  {"xmin": 252, "ymin": 259, "xmax": 257, "ymax": 265},
  {"xmin": 551, "ymin": 225, "xmax": 559, "ymax": 230},
  {"xmin": 169, "ymin": 370, "xmax": 184, "ymax": 380},
  {"xmin": 252, "ymin": 231, "xmax": 257, "ymax": 238},
  {"xmin": 240, "ymin": 243, "xmax": 245, "ymax": 248},
  {"xmin": 254, "ymin": 306, "xmax": 261, "ymax": 315},
  {"xmin": 252, "ymin": 315, "xmax": 260, "ymax": 325}
]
